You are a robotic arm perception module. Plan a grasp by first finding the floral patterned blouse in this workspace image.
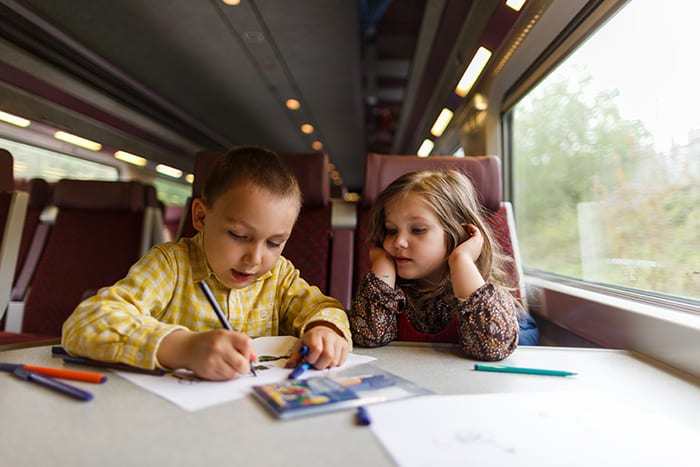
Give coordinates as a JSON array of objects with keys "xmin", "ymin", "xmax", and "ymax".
[{"xmin": 349, "ymin": 272, "xmax": 519, "ymax": 361}]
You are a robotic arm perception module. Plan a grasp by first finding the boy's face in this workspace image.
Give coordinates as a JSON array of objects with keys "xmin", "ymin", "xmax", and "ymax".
[{"xmin": 192, "ymin": 183, "xmax": 299, "ymax": 289}]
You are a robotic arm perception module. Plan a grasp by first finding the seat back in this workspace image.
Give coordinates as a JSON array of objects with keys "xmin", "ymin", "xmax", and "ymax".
[
  {"xmin": 355, "ymin": 152, "xmax": 525, "ymax": 307},
  {"xmin": 20, "ymin": 179, "xmax": 147, "ymax": 336},
  {"xmin": 181, "ymin": 150, "xmax": 353, "ymax": 307},
  {"xmin": 0, "ymin": 149, "xmax": 28, "ymax": 319},
  {"xmin": 143, "ymin": 184, "xmax": 167, "ymax": 249},
  {"xmin": 13, "ymin": 178, "xmax": 51, "ymax": 285},
  {"xmin": 164, "ymin": 204, "xmax": 184, "ymax": 241}
]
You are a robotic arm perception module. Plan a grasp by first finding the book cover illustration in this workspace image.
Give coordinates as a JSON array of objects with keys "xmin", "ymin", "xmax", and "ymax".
[{"xmin": 252, "ymin": 364, "xmax": 431, "ymax": 419}]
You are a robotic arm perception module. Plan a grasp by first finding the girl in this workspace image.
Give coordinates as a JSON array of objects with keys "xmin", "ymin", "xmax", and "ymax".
[{"xmin": 349, "ymin": 169, "xmax": 537, "ymax": 361}]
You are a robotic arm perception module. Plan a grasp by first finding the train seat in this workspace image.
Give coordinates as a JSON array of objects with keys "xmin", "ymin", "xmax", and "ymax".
[
  {"xmin": 0, "ymin": 149, "xmax": 28, "ymax": 322},
  {"xmin": 143, "ymin": 184, "xmax": 167, "ymax": 249},
  {"xmin": 163, "ymin": 204, "xmax": 184, "ymax": 241},
  {"xmin": 180, "ymin": 150, "xmax": 353, "ymax": 309},
  {"xmin": 0, "ymin": 150, "xmax": 51, "ymax": 347},
  {"xmin": 354, "ymin": 153, "xmax": 527, "ymax": 324},
  {"xmin": 12, "ymin": 178, "xmax": 51, "ymax": 292},
  {"xmin": 13, "ymin": 179, "xmax": 148, "ymax": 337}
]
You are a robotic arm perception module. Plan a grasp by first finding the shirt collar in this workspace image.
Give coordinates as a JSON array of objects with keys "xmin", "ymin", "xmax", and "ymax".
[{"xmin": 190, "ymin": 232, "xmax": 212, "ymax": 284}]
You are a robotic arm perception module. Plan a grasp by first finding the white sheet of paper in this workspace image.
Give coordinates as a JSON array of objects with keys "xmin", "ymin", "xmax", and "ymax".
[
  {"xmin": 116, "ymin": 336, "xmax": 375, "ymax": 411},
  {"xmin": 366, "ymin": 391, "xmax": 699, "ymax": 467}
]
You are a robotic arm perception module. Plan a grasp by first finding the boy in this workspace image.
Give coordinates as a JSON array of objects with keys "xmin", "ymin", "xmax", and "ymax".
[{"xmin": 62, "ymin": 146, "xmax": 351, "ymax": 380}]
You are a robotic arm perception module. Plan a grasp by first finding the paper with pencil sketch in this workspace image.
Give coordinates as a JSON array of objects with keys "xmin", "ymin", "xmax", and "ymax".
[
  {"xmin": 115, "ymin": 336, "xmax": 375, "ymax": 411},
  {"xmin": 364, "ymin": 391, "xmax": 699, "ymax": 467}
]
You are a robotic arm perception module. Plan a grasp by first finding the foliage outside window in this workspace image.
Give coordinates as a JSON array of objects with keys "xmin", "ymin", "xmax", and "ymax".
[
  {"xmin": 5, "ymin": 137, "xmax": 118, "ymax": 182},
  {"xmin": 153, "ymin": 178, "xmax": 190, "ymax": 207},
  {"xmin": 510, "ymin": 1, "xmax": 700, "ymax": 302}
]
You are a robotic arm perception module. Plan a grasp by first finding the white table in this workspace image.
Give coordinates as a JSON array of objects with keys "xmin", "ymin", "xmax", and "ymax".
[{"xmin": 1, "ymin": 343, "xmax": 698, "ymax": 466}]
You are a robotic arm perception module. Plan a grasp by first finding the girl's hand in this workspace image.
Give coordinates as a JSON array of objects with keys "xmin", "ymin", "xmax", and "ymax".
[
  {"xmin": 369, "ymin": 246, "xmax": 396, "ymax": 285},
  {"xmin": 158, "ymin": 329, "xmax": 257, "ymax": 381},
  {"xmin": 448, "ymin": 224, "xmax": 486, "ymax": 298},
  {"xmin": 450, "ymin": 224, "xmax": 484, "ymax": 264}
]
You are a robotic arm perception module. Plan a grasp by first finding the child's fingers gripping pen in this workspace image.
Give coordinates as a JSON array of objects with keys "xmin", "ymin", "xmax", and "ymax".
[{"xmin": 284, "ymin": 344, "xmax": 309, "ymax": 368}]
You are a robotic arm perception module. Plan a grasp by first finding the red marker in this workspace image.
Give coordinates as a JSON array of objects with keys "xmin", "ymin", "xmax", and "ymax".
[{"xmin": 1, "ymin": 363, "xmax": 107, "ymax": 383}]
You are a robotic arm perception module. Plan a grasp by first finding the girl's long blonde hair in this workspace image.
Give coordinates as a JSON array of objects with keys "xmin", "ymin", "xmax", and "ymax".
[{"xmin": 367, "ymin": 169, "xmax": 514, "ymax": 310}]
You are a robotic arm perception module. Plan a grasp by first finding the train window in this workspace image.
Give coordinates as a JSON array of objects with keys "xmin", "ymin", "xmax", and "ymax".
[
  {"xmin": 3, "ymin": 136, "xmax": 118, "ymax": 182},
  {"xmin": 508, "ymin": 1, "xmax": 699, "ymax": 303},
  {"xmin": 153, "ymin": 178, "xmax": 190, "ymax": 207}
]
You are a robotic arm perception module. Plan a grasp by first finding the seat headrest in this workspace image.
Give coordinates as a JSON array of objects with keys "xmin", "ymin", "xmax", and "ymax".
[
  {"xmin": 361, "ymin": 153, "xmax": 502, "ymax": 212},
  {"xmin": 192, "ymin": 150, "xmax": 220, "ymax": 198},
  {"xmin": 27, "ymin": 178, "xmax": 51, "ymax": 209},
  {"xmin": 52, "ymin": 180, "xmax": 145, "ymax": 211},
  {"xmin": 279, "ymin": 152, "xmax": 329, "ymax": 208},
  {"xmin": 193, "ymin": 150, "xmax": 330, "ymax": 208},
  {"xmin": 143, "ymin": 184, "xmax": 160, "ymax": 208},
  {"xmin": 0, "ymin": 149, "xmax": 14, "ymax": 191}
]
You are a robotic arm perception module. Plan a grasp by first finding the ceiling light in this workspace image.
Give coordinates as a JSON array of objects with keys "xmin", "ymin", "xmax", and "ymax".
[
  {"xmin": 301, "ymin": 123, "xmax": 314, "ymax": 134},
  {"xmin": 455, "ymin": 46, "xmax": 492, "ymax": 98},
  {"xmin": 54, "ymin": 131, "xmax": 102, "ymax": 151},
  {"xmin": 185, "ymin": 174, "xmax": 194, "ymax": 184},
  {"xmin": 430, "ymin": 108, "xmax": 454, "ymax": 137},
  {"xmin": 286, "ymin": 99, "xmax": 301, "ymax": 110},
  {"xmin": 311, "ymin": 141, "xmax": 323, "ymax": 150},
  {"xmin": 0, "ymin": 110, "xmax": 30, "ymax": 127},
  {"xmin": 506, "ymin": 0, "xmax": 527, "ymax": 12},
  {"xmin": 417, "ymin": 139, "xmax": 434, "ymax": 157},
  {"xmin": 473, "ymin": 93, "xmax": 489, "ymax": 111},
  {"xmin": 222, "ymin": 0, "xmax": 240, "ymax": 5},
  {"xmin": 156, "ymin": 164, "xmax": 183, "ymax": 179},
  {"xmin": 114, "ymin": 150, "xmax": 147, "ymax": 167}
]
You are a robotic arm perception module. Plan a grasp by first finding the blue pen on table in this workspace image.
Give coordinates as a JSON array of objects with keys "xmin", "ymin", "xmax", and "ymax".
[
  {"xmin": 288, "ymin": 344, "xmax": 310, "ymax": 379},
  {"xmin": 356, "ymin": 406, "xmax": 372, "ymax": 426},
  {"xmin": 473, "ymin": 363, "xmax": 577, "ymax": 377},
  {"xmin": 11, "ymin": 366, "xmax": 93, "ymax": 401},
  {"xmin": 198, "ymin": 280, "xmax": 256, "ymax": 377}
]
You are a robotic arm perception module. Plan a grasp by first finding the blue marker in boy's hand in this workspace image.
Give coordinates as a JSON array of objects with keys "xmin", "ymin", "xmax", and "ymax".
[
  {"xmin": 288, "ymin": 362, "xmax": 312, "ymax": 379},
  {"xmin": 287, "ymin": 345, "xmax": 310, "ymax": 379}
]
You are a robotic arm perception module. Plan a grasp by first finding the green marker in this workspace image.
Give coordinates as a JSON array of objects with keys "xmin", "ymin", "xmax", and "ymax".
[{"xmin": 473, "ymin": 363, "xmax": 577, "ymax": 377}]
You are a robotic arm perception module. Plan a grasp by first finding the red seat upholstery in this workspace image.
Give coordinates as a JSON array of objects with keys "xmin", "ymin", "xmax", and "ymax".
[
  {"xmin": 0, "ymin": 150, "xmax": 28, "ymax": 318},
  {"xmin": 19, "ymin": 179, "xmax": 147, "ymax": 336},
  {"xmin": 354, "ymin": 153, "xmax": 526, "ymax": 317},
  {"xmin": 12, "ymin": 178, "xmax": 51, "ymax": 290},
  {"xmin": 143, "ymin": 184, "xmax": 167, "ymax": 249},
  {"xmin": 180, "ymin": 150, "xmax": 353, "ymax": 308},
  {"xmin": 0, "ymin": 150, "xmax": 45, "ymax": 347},
  {"xmin": 164, "ymin": 204, "xmax": 184, "ymax": 241}
]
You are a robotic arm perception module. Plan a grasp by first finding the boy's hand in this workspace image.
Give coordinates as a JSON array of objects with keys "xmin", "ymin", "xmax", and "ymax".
[
  {"xmin": 284, "ymin": 324, "xmax": 348, "ymax": 370},
  {"xmin": 158, "ymin": 329, "xmax": 257, "ymax": 381}
]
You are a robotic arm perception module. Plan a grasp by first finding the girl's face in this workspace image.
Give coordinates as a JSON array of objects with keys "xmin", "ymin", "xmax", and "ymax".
[
  {"xmin": 382, "ymin": 192, "xmax": 448, "ymax": 282},
  {"xmin": 193, "ymin": 184, "xmax": 298, "ymax": 289}
]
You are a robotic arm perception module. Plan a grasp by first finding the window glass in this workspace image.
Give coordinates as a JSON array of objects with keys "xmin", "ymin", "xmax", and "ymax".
[
  {"xmin": 153, "ymin": 178, "xmax": 190, "ymax": 207},
  {"xmin": 510, "ymin": 1, "xmax": 700, "ymax": 301},
  {"xmin": 4, "ymin": 137, "xmax": 118, "ymax": 182}
]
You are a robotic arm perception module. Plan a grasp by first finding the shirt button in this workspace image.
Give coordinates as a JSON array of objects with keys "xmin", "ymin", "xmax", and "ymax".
[{"xmin": 135, "ymin": 352, "xmax": 144, "ymax": 361}]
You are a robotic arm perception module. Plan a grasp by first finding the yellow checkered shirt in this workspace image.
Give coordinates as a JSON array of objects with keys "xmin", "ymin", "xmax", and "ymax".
[{"xmin": 62, "ymin": 233, "xmax": 351, "ymax": 369}]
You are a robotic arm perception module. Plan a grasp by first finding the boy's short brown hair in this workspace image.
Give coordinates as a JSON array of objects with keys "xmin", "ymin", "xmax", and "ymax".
[{"xmin": 202, "ymin": 146, "xmax": 302, "ymax": 211}]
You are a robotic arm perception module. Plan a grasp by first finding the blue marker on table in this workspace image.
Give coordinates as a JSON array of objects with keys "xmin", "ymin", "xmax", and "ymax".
[
  {"xmin": 198, "ymin": 280, "xmax": 256, "ymax": 376},
  {"xmin": 288, "ymin": 345, "xmax": 310, "ymax": 379},
  {"xmin": 356, "ymin": 406, "xmax": 372, "ymax": 426},
  {"xmin": 11, "ymin": 366, "xmax": 93, "ymax": 401}
]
